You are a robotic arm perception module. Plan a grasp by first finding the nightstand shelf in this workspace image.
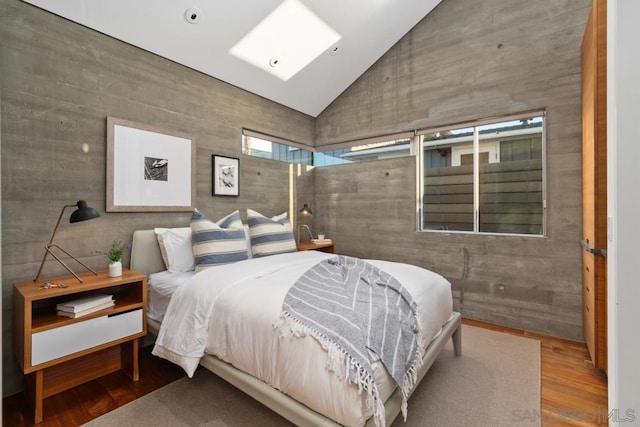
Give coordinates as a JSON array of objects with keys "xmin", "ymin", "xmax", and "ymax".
[
  {"xmin": 30, "ymin": 289, "xmax": 143, "ymax": 332},
  {"xmin": 296, "ymin": 241, "xmax": 336, "ymax": 254},
  {"xmin": 14, "ymin": 269, "xmax": 147, "ymax": 423}
]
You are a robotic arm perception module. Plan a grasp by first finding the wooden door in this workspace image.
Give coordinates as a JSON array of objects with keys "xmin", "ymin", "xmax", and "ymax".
[{"xmin": 581, "ymin": 0, "xmax": 607, "ymax": 373}]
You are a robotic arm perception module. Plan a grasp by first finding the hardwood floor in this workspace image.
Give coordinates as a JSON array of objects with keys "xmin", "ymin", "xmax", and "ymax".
[
  {"xmin": 3, "ymin": 319, "xmax": 608, "ymax": 426},
  {"xmin": 3, "ymin": 346, "xmax": 185, "ymax": 427}
]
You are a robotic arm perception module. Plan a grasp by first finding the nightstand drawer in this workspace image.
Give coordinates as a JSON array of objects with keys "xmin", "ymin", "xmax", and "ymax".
[{"xmin": 32, "ymin": 309, "xmax": 143, "ymax": 366}]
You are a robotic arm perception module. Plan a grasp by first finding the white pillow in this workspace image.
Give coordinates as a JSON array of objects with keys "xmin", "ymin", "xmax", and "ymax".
[
  {"xmin": 246, "ymin": 209, "xmax": 296, "ymax": 258},
  {"xmin": 272, "ymin": 212, "xmax": 288, "ymax": 221},
  {"xmin": 154, "ymin": 227, "xmax": 195, "ymax": 273}
]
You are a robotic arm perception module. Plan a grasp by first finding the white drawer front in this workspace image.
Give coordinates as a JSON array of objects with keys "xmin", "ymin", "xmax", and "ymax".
[{"xmin": 32, "ymin": 309, "xmax": 143, "ymax": 366}]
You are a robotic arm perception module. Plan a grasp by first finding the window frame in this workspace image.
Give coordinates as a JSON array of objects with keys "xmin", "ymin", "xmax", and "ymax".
[{"xmin": 415, "ymin": 110, "xmax": 547, "ymax": 238}]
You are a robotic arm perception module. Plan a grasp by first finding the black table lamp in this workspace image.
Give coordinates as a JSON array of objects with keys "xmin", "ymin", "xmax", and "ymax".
[
  {"xmin": 297, "ymin": 203, "xmax": 314, "ymax": 243},
  {"xmin": 299, "ymin": 203, "xmax": 313, "ymax": 216},
  {"xmin": 34, "ymin": 200, "xmax": 101, "ymax": 283}
]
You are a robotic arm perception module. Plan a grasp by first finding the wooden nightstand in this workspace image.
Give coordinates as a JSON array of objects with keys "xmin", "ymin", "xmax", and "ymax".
[
  {"xmin": 296, "ymin": 241, "xmax": 336, "ymax": 254},
  {"xmin": 13, "ymin": 269, "xmax": 147, "ymax": 423}
]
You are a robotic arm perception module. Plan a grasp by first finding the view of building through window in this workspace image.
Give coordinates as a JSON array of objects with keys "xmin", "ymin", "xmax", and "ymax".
[
  {"xmin": 315, "ymin": 138, "xmax": 412, "ymax": 166},
  {"xmin": 242, "ymin": 134, "xmax": 313, "ymax": 166},
  {"xmin": 420, "ymin": 114, "xmax": 545, "ymax": 235}
]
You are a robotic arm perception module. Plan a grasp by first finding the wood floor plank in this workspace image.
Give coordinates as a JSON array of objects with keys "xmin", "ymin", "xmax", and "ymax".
[
  {"xmin": 3, "ymin": 346, "xmax": 185, "ymax": 427},
  {"xmin": 3, "ymin": 320, "xmax": 608, "ymax": 426}
]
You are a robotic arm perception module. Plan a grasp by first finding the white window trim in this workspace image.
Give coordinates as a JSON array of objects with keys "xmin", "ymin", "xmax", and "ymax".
[{"xmin": 451, "ymin": 141, "xmax": 500, "ymax": 166}]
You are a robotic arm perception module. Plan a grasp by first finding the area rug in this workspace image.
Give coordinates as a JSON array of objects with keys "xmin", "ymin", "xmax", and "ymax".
[{"xmin": 83, "ymin": 324, "xmax": 540, "ymax": 427}]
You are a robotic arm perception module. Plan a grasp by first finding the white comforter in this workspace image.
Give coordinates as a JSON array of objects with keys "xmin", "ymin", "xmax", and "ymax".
[{"xmin": 153, "ymin": 251, "xmax": 452, "ymax": 427}]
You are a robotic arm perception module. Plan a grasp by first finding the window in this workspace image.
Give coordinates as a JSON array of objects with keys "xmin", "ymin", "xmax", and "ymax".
[
  {"xmin": 242, "ymin": 129, "xmax": 313, "ymax": 166},
  {"xmin": 315, "ymin": 137, "xmax": 413, "ymax": 167},
  {"xmin": 418, "ymin": 112, "xmax": 546, "ymax": 236},
  {"xmin": 243, "ymin": 128, "xmax": 414, "ymax": 168}
]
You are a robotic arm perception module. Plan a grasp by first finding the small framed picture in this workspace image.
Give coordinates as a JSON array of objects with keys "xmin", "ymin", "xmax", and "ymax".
[{"xmin": 212, "ymin": 155, "xmax": 240, "ymax": 196}]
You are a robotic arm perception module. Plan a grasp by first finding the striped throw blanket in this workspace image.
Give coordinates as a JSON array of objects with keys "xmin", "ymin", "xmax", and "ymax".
[{"xmin": 275, "ymin": 256, "xmax": 423, "ymax": 427}]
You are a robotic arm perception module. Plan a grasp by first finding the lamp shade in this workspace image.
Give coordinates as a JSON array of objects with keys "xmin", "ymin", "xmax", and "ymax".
[
  {"xmin": 299, "ymin": 203, "xmax": 312, "ymax": 216},
  {"xmin": 69, "ymin": 200, "xmax": 101, "ymax": 223}
]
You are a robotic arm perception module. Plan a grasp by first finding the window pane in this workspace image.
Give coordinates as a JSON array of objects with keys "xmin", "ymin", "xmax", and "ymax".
[
  {"xmin": 314, "ymin": 149, "xmax": 353, "ymax": 166},
  {"xmin": 422, "ymin": 127, "xmax": 475, "ymax": 232},
  {"xmin": 243, "ymin": 135, "xmax": 313, "ymax": 166},
  {"xmin": 316, "ymin": 138, "xmax": 412, "ymax": 167},
  {"xmin": 478, "ymin": 116, "xmax": 544, "ymax": 234}
]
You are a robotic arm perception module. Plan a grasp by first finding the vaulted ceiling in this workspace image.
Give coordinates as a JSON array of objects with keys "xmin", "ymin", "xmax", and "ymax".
[{"xmin": 22, "ymin": 0, "xmax": 442, "ymax": 117}]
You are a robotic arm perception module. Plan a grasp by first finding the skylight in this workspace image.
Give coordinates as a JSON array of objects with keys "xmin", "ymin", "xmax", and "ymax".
[{"xmin": 230, "ymin": 0, "xmax": 341, "ymax": 81}]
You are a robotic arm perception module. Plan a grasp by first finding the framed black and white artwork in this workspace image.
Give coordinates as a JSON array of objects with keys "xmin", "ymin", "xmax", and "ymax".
[
  {"xmin": 106, "ymin": 117, "xmax": 196, "ymax": 212},
  {"xmin": 212, "ymin": 155, "xmax": 239, "ymax": 197}
]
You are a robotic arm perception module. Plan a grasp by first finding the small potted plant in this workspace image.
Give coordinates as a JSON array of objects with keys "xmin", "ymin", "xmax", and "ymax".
[
  {"xmin": 97, "ymin": 238, "xmax": 129, "ymax": 277},
  {"xmin": 317, "ymin": 231, "xmax": 325, "ymax": 240}
]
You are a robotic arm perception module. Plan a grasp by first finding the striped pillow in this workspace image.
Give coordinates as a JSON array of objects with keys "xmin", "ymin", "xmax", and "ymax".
[
  {"xmin": 247, "ymin": 209, "xmax": 297, "ymax": 258},
  {"xmin": 190, "ymin": 210, "xmax": 248, "ymax": 272}
]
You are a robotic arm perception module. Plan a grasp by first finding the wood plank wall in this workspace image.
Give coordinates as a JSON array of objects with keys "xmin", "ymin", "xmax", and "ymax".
[
  {"xmin": 0, "ymin": 0, "xmax": 314, "ymax": 396},
  {"xmin": 314, "ymin": 0, "xmax": 592, "ymax": 339}
]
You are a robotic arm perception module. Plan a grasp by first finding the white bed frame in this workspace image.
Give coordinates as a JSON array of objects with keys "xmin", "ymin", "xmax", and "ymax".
[{"xmin": 131, "ymin": 229, "xmax": 462, "ymax": 427}]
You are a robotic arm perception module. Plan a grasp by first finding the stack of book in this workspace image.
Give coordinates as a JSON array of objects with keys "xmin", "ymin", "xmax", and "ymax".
[
  {"xmin": 311, "ymin": 238, "xmax": 333, "ymax": 244},
  {"xmin": 56, "ymin": 294, "xmax": 115, "ymax": 318}
]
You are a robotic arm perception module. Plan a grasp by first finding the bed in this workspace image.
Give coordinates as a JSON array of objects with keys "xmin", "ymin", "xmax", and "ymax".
[{"xmin": 131, "ymin": 229, "xmax": 461, "ymax": 427}]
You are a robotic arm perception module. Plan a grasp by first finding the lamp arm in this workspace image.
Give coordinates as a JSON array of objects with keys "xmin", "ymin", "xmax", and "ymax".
[
  {"xmin": 41, "ymin": 244, "xmax": 98, "ymax": 282},
  {"xmin": 297, "ymin": 224, "xmax": 314, "ymax": 243},
  {"xmin": 34, "ymin": 204, "xmax": 75, "ymax": 281},
  {"xmin": 47, "ymin": 204, "xmax": 76, "ymax": 245},
  {"xmin": 34, "ymin": 204, "xmax": 92, "ymax": 282}
]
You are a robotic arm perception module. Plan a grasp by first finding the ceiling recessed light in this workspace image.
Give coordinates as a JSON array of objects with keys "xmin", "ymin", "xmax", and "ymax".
[
  {"xmin": 185, "ymin": 7, "xmax": 201, "ymax": 24},
  {"xmin": 230, "ymin": 0, "xmax": 341, "ymax": 81},
  {"xmin": 269, "ymin": 58, "xmax": 280, "ymax": 67}
]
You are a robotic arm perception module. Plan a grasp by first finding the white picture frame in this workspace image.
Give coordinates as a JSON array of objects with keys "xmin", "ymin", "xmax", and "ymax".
[
  {"xmin": 212, "ymin": 155, "xmax": 240, "ymax": 197},
  {"xmin": 106, "ymin": 117, "xmax": 196, "ymax": 212}
]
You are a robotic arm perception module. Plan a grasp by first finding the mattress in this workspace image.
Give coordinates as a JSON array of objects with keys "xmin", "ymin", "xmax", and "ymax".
[{"xmin": 152, "ymin": 251, "xmax": 453, "ymax": 427}]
